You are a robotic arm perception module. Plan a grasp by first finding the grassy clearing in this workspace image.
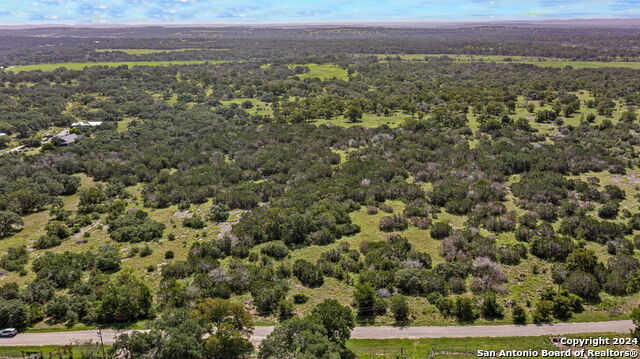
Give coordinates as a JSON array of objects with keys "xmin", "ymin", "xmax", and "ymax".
[
  {"xmin": 347, "ymin": 332, "xmax": 629, "ymax": 359},
  {"xmin": 371, "ymin": 54, "xmax": 640, "ymax": 69},
  {"xmin": 314, "ymin": 113, "xmax": 410, "ymax": 128},
  {"xmin": 221, "ymin": 98, "xmax": 273, "ymax": 116},
  {"xmin": 289, "ymin": 64, "xmax": 349, "ymax": 81},
  {"xmin": 7, "ymin": 60, "xmax": 228, "ymax": 73}
]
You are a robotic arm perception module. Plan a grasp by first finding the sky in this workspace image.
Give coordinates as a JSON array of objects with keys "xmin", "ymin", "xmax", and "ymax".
[{"xmin": 0, "ymin": 0, "xmax": 638, "ymax": 25}]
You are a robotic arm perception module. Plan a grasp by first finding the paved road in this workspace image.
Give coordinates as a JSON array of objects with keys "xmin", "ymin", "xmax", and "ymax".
[{"xmin": 0, "ymin": 321, "xmax": 633, "ymax": 347}]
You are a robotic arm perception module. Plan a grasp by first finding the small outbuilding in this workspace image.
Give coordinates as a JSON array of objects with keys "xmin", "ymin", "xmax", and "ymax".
[{"xmin": 53, "ymin": 133, "xmax": 83, "ymax": 146}]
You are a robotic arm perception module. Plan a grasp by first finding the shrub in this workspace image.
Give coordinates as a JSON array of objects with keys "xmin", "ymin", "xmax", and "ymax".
[
  {"xmin": 411, "ymin": 216, "xmax": 432, "ymax": 229},
  {"xmin": 496, "ymin": 244, "xmax": 527, "ymax": 265},
  {"xmin": 532, "ymin": 300, "xmax": 553, "ymax": 323},
  {"xmin": 164, "ymin": 251, "xmax": 174, "ymax": 260},
  {"xmin": 277, "ymin": 300, "xmax": 294, "ymax": 321},
  {"xmin": 183, "ymin": 214, "xmax": 206, "ymax": 229},
  {"xmin": 453, "ymin": 296, "xmax": 479, "ymax": 323},
  {"xmin": 379, "ymin": 204, "xmax": 393, "ymax": 213},
  {"xmin": 598, "ymin": 202, "xmax": 619, "ymax": 219},
  {"xmin": 564, "ymin": 271, "xmax": 600, "ymax": 301},
  {"xmin": 0, "ymin": 246, "xmax": 29, "ymax": 272},
  {"xmin": 379, "ymin": 215, "xmax": 408, "ymax": 232},
  {"xmin": 251, "ymin": 282, "xmax": 287, "ymax": 315},
  {"xmin": 293, "ymin": 259, "xmax": 324, "ymax": 288},
  {"xmin": 260, "ymin": 241, "xmax": 289, "ymax": 260},
  {"xmin": 430, "ymin": 221, "xmax": 452, "ymax": 240},
  {"xmin": 530, "ymin": 236, "xmax": 574, "ymax": 261},
  {"xmin": 389, "ymin": 295, "xmax": 410, "ymax": 323},
  {"xmin": 208, "ymin": 203, "xmax": 230, "ymax": 222},
  {"xmin": 353, "ymin": 282, "xmax": 376, "ymax": 317},
  {"xmin": 108, "ymin": 210, "xmax": 165, "ymax": 243},
  {"xmin": 140, "ymin": 245, "xmax": 153, "ymax": 257},
  {"xmin": 366, "ymin": 206, "xmax": 378, "ymax": 215},
  {"xmin": 480, "ymin": 294, "xmax": 504, "ymax": 319},
  {"xmin": 34, "ymin": 235, "xmax": 63, "ymax": 249},
  {"xmin": 0, "ymin": 299, "xmax": 29, "ymax": 330},
  {"xmin": 293, "ymin": 293, "xmax": 309, "ymax": 304},
  {"xmin": 512, "ymin": 304, "xmax": 527, "ymax": 324}
]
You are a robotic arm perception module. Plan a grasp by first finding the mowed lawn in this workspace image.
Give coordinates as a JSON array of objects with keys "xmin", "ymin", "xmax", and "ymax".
[{"xmin": 7, "ymin": 60, "xmax": 228, "ymax": 72}]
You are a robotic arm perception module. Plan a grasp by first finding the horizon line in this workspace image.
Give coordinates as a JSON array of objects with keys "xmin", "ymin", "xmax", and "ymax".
[{"xmin": 2, "ymin": 17, "xmax": 640, "ymax": 29}]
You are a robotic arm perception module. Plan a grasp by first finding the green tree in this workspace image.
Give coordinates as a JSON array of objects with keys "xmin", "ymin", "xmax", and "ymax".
[
  {"xmin": 353, "ymin": 282, "xmax": 376, "ymax": 317},
  {"xmin": 191, "ymin": 298, "xmax": 254, "ymax": 359},
  {"xmin": 453, "ymin": 296, "xmax": 479, "ymax": 323},
  {"xmin": 97, "ymin": 271, "xmax": 153, "ymax": 323},
  {"xmin": 0, "ymin": 211, "xmax": 23, "ymax": 238},
  {"xmin": 345, "ymin": 104, "xmax": 363, "ymax": 123},
  {"xmin": 389, "ymin": 295, "xmax": 410, "ymax": 323},
  {"xmin": 258, "ymin": 317, "xmax": 352, "ymax": 359},
  {"xmin": 311, "ymin": 299, "xmax": 355, "ymax": 345},
  {"xmin": 512, "ymin": 304, "xmax": 527, "ymax": 324}
]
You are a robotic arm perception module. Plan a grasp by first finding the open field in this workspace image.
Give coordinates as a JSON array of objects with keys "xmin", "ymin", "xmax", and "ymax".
[
  {"xmin": 7, "ymin": 60, "xmax": 227, "ymax": 72},
  {"xmin": 288, "ymin": 63, "xmax": 349, "ymax": 80},
  {"xmin": 372, "ymin": 54, "xmax": 640, "ymax": 69},
  {"xmin": 348, "ymin": 332, "xmax": 632, "ymax": 359}
]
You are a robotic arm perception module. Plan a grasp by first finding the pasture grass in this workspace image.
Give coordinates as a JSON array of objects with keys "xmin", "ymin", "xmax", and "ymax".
[
  {"xmin": 289, "ymin": 64, "xmax": 349, "ymax": 81},
  {"xmin": 347, "ymin": 332, "xmax": 629, "ymax": 359},
  {"xmin": 221, "ymin": 98, "xmax": 273, "ymax": 116},
  {"xmin": 314, "ymin": 113, "xmax": 411, "ymax": 128},
  {"xmin": 371, "ymin": 54, "xmax": 640, "ymax": 69}
]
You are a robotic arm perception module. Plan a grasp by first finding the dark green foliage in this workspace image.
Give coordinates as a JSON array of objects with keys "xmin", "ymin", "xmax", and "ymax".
[
  {"xmin": 0, "ymin": 246, "xmax": 29, "ymax": 272},
  {"xmin": 512, "ymin": 303, "xmax": 527, "ymax": 324},
  {"xmin": 183, "ymin": 214, "xmax": 206, "ymax": 229},
  {"xmin": 97, "ymin": 272, "xmax": 153, "ymax": 323},
  {"xmin": 251, "ymin": 281, "xmax": 288, "ymax": 315},
  {"xmin": 535, "ymin": 110, "xmax": 557, "ymax": 123},
  {"xmin": 496, "ymin": 243, "xmax": 527, "ymax": 265},
  {"xmin": 108, "ymin": 210, "xmax": 165, "ymax": 242},
  {"xmin": 530, "ymin": 236, "xmax": 574, "ymax": 261},
  {"xmin": 260, "ymin": 241, "xmax": 289, "ymax": 260},
  {"xmin": 311, "ymin": 299, "xmax": 355, "ymax": 345},
  {"xmin": 0, "ymin": 211, "xmax": 23, "ymax": 238},
  {"xmin": 293, "ymin": 259, "xmax": 324, "ymax": 287},
  {"xmin": 353, "ymin": 282, "xmax": 376, "ymax": 317},
  {"xmin": 389, "ymin": 295, "xmax": 410, "ymax": 323},
  {"xmin": 480, "ymin": 294, "xmax": 504, "ymax": 319},
  {"xmin": 598, "ymin": 201, "xmax": 619, "ymax": 219},
  {"xmin": 34, "ymin": 235, "xmax": 64, "ymax": 249},
  {"xmin": 0, "ymin": 299, "xmax": 29, "ymax": 330},
  {"xmin": 293, "ymin": 293, "xmax": 309, "ymax": 304},
  {"xmin": 430, "ymin": 221, "xmax": 452, "ymax": 239},
  {"xmin": 453, "ymin": 296, "xmax": 479, "ymax": 323},
  {"xmin": 140, "ymin": 245, "xmax": 153, "ymax": 257},
  {"xmin": 532, "ymin": 300, "xmax": 554, "ymax": 323},
  {"xmin": 208, "ymin": 203, "xmax": 230, "ymax": 222}
]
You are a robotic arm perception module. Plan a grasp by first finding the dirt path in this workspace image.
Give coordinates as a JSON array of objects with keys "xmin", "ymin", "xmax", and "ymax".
[{"xmin": 0, "ymin": 320, "xmax": 633, "ymax": 347}]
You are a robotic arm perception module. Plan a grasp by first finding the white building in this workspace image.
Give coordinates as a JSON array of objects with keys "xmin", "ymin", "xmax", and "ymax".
[{"xmin": 71, "ymin": 121, "xmax": 103, "ymax": 127}]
